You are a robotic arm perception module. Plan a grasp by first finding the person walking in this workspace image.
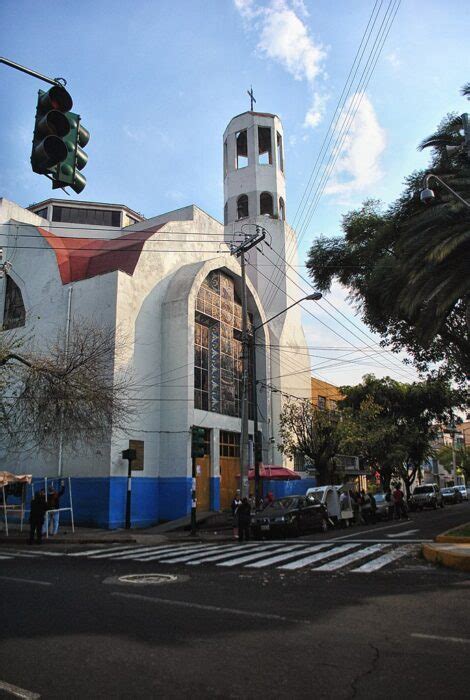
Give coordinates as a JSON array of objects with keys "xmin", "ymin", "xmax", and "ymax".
[
  {"xmin": 43, "ymin": 480, "xmax": 65, "ymax": 536},
  {"xmin": 393, "ymin": 484, "xmax": 408, "ymax": 520},
  {"xmin": 231, "ymin": 490, "xmax": 242, "ymax": 540},
  {"xmin": 369, "ymin": 491, "xmax": 377, "ymax": 524},
  {"xmin": 237, "ymin": 497, "xmax": 252, "ymax": 542},
  {"xmin": 385, "ymin": 489, "xmax": 394, "ymax": 520},
  {"xmin": 360, "ymin": 490, "xmax": 371, "ymax": 525},
  {"xmin": 29, "ymin": 489, "xmax": 47, "ymax": 544}
]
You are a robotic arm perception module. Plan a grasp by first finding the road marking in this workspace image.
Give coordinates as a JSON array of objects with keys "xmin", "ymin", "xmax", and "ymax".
[
  {"xmin": 246, "ymin": 543, "xmax": 333, "ymax": 568},
  {"xmin": 162, "ymin": 542, "xmax": 283, "ymax": 565},
  {"xmin": 411, "ymin": 633, "xmax": 470, "ymax": 644},
  {"xmin": 0, "ymin": 575, "xmax": 52, "ymax": 586},
  {"xmin": 352, "ymin": 545, "xmax": 416, "ymax": 572},
  {"xmin": 387, "ymin": 529, "xmax": 418, "ymax": 537},
  {"xmin": 217, "ymin": 544, "xmax": 307, "ymax": 568},
  {"xmin": 183, "ymin": 543, "xmax": 285, "ymax": 566},
  {"xmin": 111, "ymin": 592, "xmax": 307, "ymax": 623},
  {"xmin": 0, "ymin": 680, "xmax": 40, "ymax": 699},
  {"xmin": 137, "ymin": 542, "xmax": 264, "ymax": 563},
  {"xmin": 279, "ymin": 544, "xmax": 359, "ymax": 570},
  {"xmin": 329, "ymin": 520, "xmax": 415, "ymax": 541},
  {"xmin": 315, "ymin": 543, "xmax": 388, "ymax": 571},
  {"xmin": 68, "ymin": 544, "xmax": 143, "ymax": 557}
]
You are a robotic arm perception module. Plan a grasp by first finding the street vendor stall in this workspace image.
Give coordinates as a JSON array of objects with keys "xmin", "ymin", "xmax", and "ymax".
[
  {"xmin": 306, "ymin": 485, "xmax": 354, "ymax": 526},
  {"xmin": 0, "ymin": 471, "xmax": 32, "ymax": 536},
  {"xmin": 30, "ymin": 477, "xmax": 75, "ymax": 537}
]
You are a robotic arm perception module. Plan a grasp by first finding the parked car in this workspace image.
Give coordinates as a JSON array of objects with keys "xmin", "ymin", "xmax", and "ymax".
[
  {"xmin": 409, "ymin": 484, "xmax": 444, "ymax": 510},
  {"xmin": 440, "ymin": 487, "xmax": 462, "ymax": 505},
  {"xmin": 251, "ymin": 495, "xmax": 329, "ymax": 538},
  {"xmin": 454, "ymin": 485, "xmax": 468, "ymax": 502},
  {"xmin": 372, "ymin": 492, "xmax": 390, "ymax": 520}
]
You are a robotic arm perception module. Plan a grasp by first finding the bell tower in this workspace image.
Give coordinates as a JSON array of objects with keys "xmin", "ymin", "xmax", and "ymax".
[{"xmin": 223, "ymin": 109, "xmax": 312, "ymax": 465}]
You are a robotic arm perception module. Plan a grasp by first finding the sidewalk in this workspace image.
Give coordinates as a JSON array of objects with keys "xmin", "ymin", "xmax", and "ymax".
[
  {"xmin": 0, "ymin": 511, "xmax": 235, "ymax": 547},
  {"xmin": 422, "ymin": 521, "xmax": 470, "ymax": 572}
]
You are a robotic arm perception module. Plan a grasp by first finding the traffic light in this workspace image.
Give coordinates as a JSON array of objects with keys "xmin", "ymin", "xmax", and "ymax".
[
  {"xmin": 31, "ymin": 86, "xmax": 89, "ymax": 194},
  {"xmin": 191, "ymin": 427, "xmax": 205, "ymax": 459}
]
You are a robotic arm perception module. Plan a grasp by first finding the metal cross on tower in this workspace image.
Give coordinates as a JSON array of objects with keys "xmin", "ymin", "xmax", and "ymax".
[{"xmin": 247, "ymin": 86, "xmax": 256, "ymax": 111}]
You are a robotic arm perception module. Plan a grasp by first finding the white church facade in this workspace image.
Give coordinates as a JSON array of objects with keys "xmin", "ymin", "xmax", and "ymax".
[{"xmin": 0, "ymin": 110, "xmax": 315, "ymax": 528}]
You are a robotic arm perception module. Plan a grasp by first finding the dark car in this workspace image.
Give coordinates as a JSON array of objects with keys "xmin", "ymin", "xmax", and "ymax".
[
  {"xmin": 251, "ymin": 495, "xmax": 329, "ymax": 538},
  {"xmin": 440, "ymin": 487, "xmax": 463, "ymax": 505},
  {"xmin": 372, "ymin": 493, "xmax": 390, "ymax": 520}
]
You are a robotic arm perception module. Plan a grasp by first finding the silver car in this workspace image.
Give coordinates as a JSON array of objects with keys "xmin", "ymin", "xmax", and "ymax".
[
  {"xmin": 454, "ymin": 485, "xmax": 468, "ymax": 502},
  {"xmin": 410, "ymin": 484, "xmax": 444, "ymax": 510}
]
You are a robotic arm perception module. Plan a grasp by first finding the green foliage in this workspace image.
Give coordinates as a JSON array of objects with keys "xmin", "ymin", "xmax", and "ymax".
[
  {"xmin": 338, "ymin": 374, "xmax": 462, "ymax": 495},
  {"xmin": 437, "ymin": 444, "xmax": 470, "ymax": 480},
  {"xmin": 306, "ymin": 94, "xmax": 470, "ymax": 384}
]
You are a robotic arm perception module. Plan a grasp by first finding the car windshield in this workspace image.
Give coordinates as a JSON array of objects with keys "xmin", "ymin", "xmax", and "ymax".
[
  {"xmin": 413, "ymin": 486, "xmax": 433, "ymax": 494},
  {"xmin": 374, "ymin": 494, "xmax": 386, "ymax": 503},
  {"xmin": 263, "ymin": 497, "xmax": 298, "ymax": 510},
  {"xmin": 441, "ymin": 489, "xmax": 453, "ymax": 494}
]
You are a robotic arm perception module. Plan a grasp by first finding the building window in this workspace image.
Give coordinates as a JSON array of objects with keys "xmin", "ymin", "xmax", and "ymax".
[
  {"xmin": 194, "ymin": 322, "xmax": 209, "ymax": 411},
  {"xmin": 279, "ymin": 197, "xmax": 285, "ymax": 221},
  {"xmin": 317, "ymin": 395, "xmax": 326, "ymax": 410},
  {"xmin": 294, "ymin": 452, "xmax": 305, "ymax": 472},
  {"xmin": 52, "ymin": 206, "xmax": 121, "ymax": 227},
  {"xmin": 236, "ymin": 130, "xmax": 248, "ymax": 169},
  {"xmin": 220, "ymin": 431, "xmax": 240, "ymax": 458},
  {"xmin": 258, "ymin": 127, "xmax": 272, "ymax": 165},
  {"xmin": 224, "ymin": 139, "xmax": 228, "ymax": 177},
  {"xmin": 277, "ymin": 132, "xmax": 284, "ymax": 172},
  {"xmin": 2, "ymin": 276, "xmax": 25, "ymax": 330},
  {"xmin": 34, "ymin": 208, "xmax": 48, "ymax": 219},
  {"xmin": 237, "ymin": 194, "xmax": 249, "ymax": 220},
  {"xmin": 260, "ymin": 192, "xmax": 273, "ymax": 216},
  {"xmin": 224, "ymin": 202, "xmax": 228, "ymax": 225},
  {"xmin": 195, "ymin": 271, "xmax": 253, "ymax": 419}
]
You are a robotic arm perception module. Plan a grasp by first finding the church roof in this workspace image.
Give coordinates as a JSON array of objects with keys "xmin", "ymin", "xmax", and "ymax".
[
  {"xmin": 36, "ymin": 223, "xmax": 164, "ymax": 284},
  {"xmin": 229, "ymin": 110, "xmax": 279, "ymax": 121}
]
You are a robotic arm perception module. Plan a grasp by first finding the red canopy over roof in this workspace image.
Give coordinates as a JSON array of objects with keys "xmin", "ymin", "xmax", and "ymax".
[
  {"xmin": 36, "ymin": 223, "xmax": 164, "ymax": 284},
  {"xmin": 247, "ymin": 465, "xmax": 301, "ymax": 481}
]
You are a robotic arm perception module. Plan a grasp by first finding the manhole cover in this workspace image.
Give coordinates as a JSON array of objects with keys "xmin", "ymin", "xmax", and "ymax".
[{"xmin": 118, "ymin": 573, "xmax": 178, "ymax": 585}]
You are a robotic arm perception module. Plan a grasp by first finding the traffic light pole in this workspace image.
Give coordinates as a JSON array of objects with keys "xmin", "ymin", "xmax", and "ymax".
[
  {"xmin": 1, "ymin": 56, "xmax": 67, "ymax": 86},
  {"xmin": 191, "ymin": 455, "xmax": 197, "ymax": 536}
]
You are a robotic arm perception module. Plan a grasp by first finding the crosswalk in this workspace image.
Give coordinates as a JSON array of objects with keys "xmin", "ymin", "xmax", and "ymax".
[
  {"xmin": 66, "ymin": 540, "xmax": 419, "ymax": 573},
  {"xmin": 0, "ymin": 541, "xmax": 420, "ymax": 573}
]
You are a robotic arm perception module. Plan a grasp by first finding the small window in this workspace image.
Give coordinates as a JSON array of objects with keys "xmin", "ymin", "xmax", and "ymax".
[
  {"xmin": 34, "ymin": 208, "xmax": 48, "ymax": 219},
  {"xmin": 317, "ymin": 395, "xmax": 326, "ymax": 410},
  {"xmin": 236, "ymin": 130, "xmax": 248, "ymax": 169},
  {"xmin": 260, "ymin": 192, "xmax": 273, "ymax": 216},
  {"xmin": 2, "ymin": 276, "xmax": 25, "ymax": 330},
  {"xmin": 258, "ymin": 127, "xmax": 272, "ymax": 165},
  {"xmin": 276, "ymin": 132, "xmax": 284, "ymax": 172},
  {"xmin": 279, "ymin": 197, "xmax": 285, "ymax": 221},
  {"xmin": 237, "ymin": 195, "xmax": 249, "ymax": 220},
  {"xmin": 224, "ymin": 139, "xmax": 228, "ymax": 177},
  {"xmin": 224, "ymin": 202, "xmax": 228, "ymax": 225}
]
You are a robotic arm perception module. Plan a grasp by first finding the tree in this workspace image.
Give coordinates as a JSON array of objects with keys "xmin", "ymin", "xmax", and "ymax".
[
  {"xmin": 278, "ymin": 399, "xmax": 342, "ymax": 485},
  {"xmin": 306, "ymin": 88, "xmax": 470, "ymax": 383},
  {"xmin": 338, "ymin": 374, "xmax": 461, "ymax": 496},
  {"xmin": 437, "ymin": 444, "xmax": 470, "ymax": 483},
  {"xmin": 0, "ymin": 320, "xmax": 136, "ymax": 452}
]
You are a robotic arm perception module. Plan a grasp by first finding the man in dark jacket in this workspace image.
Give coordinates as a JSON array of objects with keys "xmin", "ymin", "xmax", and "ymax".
[
  {"xmin": 237, "ymin": 497, "xmax": 252, "ymax": 542},
  {"xmin": 29, "ymin": 489, "xmax": 47, "ymax": 544}
]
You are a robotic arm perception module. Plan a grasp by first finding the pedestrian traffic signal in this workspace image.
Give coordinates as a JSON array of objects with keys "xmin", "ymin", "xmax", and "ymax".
[
  {"xmin": 31, "ymin": 86, "xmax": 90, "ymax": 194},
  {"xmin": 191, "ymin": 427, "xmax": 205, "ymax": 459}
]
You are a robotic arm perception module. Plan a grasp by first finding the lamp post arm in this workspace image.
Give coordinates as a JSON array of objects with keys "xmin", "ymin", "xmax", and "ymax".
[
  {"xmin": 253, "ymin": 299, "xmax": 303, "ymax": 333},
  {"xmin": 424, "ymin": 174, "xmax": 470, "ymax": 208}
]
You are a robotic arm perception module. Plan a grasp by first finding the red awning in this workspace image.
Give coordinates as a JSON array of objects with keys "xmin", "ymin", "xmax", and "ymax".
[{"xmin": 247, "ymin": 465, "xmax": 301, "ymax": 481}]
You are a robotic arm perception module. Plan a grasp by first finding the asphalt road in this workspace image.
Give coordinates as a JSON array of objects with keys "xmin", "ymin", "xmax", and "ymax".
[{"xmin": 1, "ymin": 504, "xmax": 469, "ymax": 699}]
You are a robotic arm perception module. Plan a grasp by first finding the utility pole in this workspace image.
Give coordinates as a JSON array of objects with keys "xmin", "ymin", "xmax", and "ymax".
[{"xmin": 230, "ymin": 226, "xmax": 265, "ymax": 498}]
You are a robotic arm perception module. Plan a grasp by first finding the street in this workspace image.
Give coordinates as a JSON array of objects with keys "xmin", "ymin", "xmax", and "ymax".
[{"xmin": 1, "ymin": 504, "xmax": 469, "ymax": 699}]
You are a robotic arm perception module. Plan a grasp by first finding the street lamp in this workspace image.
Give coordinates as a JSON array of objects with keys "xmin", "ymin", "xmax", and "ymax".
[
  {"xmin": 420, "ymin": 173, "xmax": 470, "ymax": 208},
  {"xmin": 250, "ymin": 291, "xmax": 322, "ymax": 506}
]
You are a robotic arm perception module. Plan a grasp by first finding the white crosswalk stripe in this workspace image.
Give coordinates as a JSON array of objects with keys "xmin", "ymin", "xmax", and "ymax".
[{"xmin": 0, "ymin": 540, "xmax": 420, "ymax": 573}]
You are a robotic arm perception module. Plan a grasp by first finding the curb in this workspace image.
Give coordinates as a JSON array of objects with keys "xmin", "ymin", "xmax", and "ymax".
[
  {"xmin": 435, "ymin": 521, "xmax": 470, "ymax": 544},
  {"xmin": 422, "ymin": 543, "xmax": 470, "ymax": 572}
]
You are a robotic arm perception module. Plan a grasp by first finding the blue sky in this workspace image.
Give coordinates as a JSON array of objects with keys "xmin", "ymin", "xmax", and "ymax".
[{"xmin": 0, "ymin": 0, "xmax": 468, "ymax": 386}]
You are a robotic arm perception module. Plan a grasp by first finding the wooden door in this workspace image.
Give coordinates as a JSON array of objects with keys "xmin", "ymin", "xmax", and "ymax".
[
  {"xmin": 196, "ymin": 455, "xmax": 211, "ymax": 511},
  {"xmin": 220, "ymin": 456, "xmax": 240, "ymax": 511}
]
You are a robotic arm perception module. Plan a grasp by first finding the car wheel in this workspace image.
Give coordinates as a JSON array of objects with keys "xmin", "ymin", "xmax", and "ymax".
[
  {"xmin": 433, "ymin": 501, "xmax": 437, "ymax": 509},
  {"xmin": 440, "ymin": 501, "xmax": 444, "ymax": 508},
  {"xmin": 290, "ymin": 520, "xmax": 301, "ymax": 538}
]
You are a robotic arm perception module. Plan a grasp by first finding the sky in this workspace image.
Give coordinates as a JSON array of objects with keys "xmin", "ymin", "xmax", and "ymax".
[{"xmin": 0, "ymin": 0, "xmax": 468, "ymax": 388}]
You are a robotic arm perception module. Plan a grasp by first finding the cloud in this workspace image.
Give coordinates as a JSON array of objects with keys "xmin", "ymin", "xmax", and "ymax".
[
  {"xmin": 385, "ymin": 51, "xmax": 402, "ymax": 69},
  {"xmin": 325, "ymin": 93, "xmax": 386, "ymax": 196},
  {"xmin": 304, "ymin": 91, "xmax": 329, "ymax": 129},
  {"xmin": 234, "ymin": 1, "xmax": 327, "ymax": 126}
]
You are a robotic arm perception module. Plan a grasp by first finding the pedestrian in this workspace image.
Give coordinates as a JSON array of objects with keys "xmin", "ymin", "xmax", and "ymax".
[
  {"xmin": 29, "ymin": 489, "xmax": 47, "ymax": 544},
  {"xmin": 43, "ymin": 480, "xmax": 65, "ymax": 536},
  {"xmin": 231, "ymin": 490, "xmax": 242, "ymax": 540},
  {"xmin": 369, "ymin": 491, "xmax": 377, "ymax": 524},
  {"xmin": 237, "ymin": 497, "xmax": 252, "ymax": 542},
  {"xmin": 360, "ymin": 489, "xmax": 371, "ymax": 525},
  {"xmin": 264, "ymin": 491, "xmax": 275, "ymax": 507},
  {"xmin": 385, "ymin": 489, "xmax": 394, "ymax": 520},
  {"xmin": 350, "ymin": 490, "xmax": 361, "ymax": 525},
  {"xmin": 393, "ymin": 483, "xmax": 408, "ymax": 520}
]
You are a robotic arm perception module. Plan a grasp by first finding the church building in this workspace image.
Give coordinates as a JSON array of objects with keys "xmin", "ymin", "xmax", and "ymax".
[{"xmin": 0, "ymin": 109, "xmax": 315, "ymax": 528}]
